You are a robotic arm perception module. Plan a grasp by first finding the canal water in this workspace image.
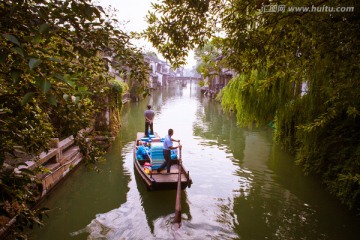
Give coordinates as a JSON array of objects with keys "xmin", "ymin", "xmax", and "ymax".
[{"xmin": 31, "ymin": 83, "xmax": 359, "ymax": 240}]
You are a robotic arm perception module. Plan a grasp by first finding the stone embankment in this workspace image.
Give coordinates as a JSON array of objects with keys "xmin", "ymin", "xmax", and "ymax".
[
  {"xmin": 0, "ymin": 135, "xmax": 84, "ymax": 237},
  {"xmin": 16, "ymin": 136, "xmax": 83, "ymax": 197}
]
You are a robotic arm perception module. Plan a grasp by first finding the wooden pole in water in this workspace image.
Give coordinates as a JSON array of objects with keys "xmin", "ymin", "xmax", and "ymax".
[{"xmin": 174, "ymin": 144, "xmax": 182, "ymax": 226}]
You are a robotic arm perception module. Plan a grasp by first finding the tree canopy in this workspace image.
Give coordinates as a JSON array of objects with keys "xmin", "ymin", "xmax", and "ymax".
[
  {"xmin": 1, "ymin": 0, "xmax": 149, "ymax": 235},
  {"xmin": 1, "ymin": 0, "xmax": 149, "ymax": 160},
  {"xmin": 194, "ymin": 38, "xmax": 223, "ymax": 79},
  {"xmin": 146, "ymin": 0, "xmax": 360, "ymax": 211}
]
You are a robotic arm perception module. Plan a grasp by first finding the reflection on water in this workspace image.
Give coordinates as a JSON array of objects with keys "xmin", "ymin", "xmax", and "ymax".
[{"xmin": 30, "ymin": 83, "xmax": 360, "ymax": 240}]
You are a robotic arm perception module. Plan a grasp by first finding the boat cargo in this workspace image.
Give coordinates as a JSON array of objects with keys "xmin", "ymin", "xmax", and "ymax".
[{"xmin": 133, "ymin": 132, "xmax": 192, "ymax": 190}]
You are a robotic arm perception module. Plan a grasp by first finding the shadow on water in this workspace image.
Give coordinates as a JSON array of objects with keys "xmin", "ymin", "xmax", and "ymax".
[
  {"xmin": 134, "ymin": 172, "xmax": 192, "ymax": 234},
  {"xmin": 230, "ymin": 130, "xmax": 360, "ymax": 240}
]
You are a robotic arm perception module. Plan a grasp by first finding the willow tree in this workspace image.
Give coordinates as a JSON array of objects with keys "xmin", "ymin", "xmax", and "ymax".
[
  {"xmin": 0, "ymin": 0, "xmax": 149, "ymax": 236},
  {"xmin": 146, "ymin": 0, "xmax": 360, "ymax": 211}
]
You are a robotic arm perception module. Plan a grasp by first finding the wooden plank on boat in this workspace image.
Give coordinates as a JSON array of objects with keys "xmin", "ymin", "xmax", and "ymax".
[{"xmin": 151, "ymin": 173, "xmax": 185, "ymax": 183}]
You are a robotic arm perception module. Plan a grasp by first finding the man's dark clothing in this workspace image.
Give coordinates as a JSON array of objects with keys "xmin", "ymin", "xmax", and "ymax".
[
  {"xmin": 145, "ymin": 121, "xmax": 153, "ymax": 137},
  {"xmin": 144, "ymin": 109, "xmax": 155, "ymax": 137},
  {"xmin": 159, "ymin": 149, "xmax": 172, "ymax": 173}
]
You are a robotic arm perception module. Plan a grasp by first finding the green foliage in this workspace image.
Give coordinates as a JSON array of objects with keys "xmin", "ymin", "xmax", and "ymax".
[
  {"xmin": 194, "ymin": 38, "xmax": 225, "ymax": 78},
  {"xmin": 0, "ymin": 0, "xmax": 147, "ymax": 157},
  {"xmin": 198, "ymin": 80, "xmax": 205, "ymax": 87},
  {"xmin": 120, "ymin": 81, "xmax": 129, "ymax": 94},
  {"xmin": 146, "ymin": 0, "xmax": 360, "ymax": 211},
  {"xmin": 109, "ymin": 79, "xmax": 124, "ymax": 94},
  {"xmin": 108, "ymin": 78, "xmax": 128, "ymax": 134},
  {"xmin": 221, "ymin": 69, "xmax": 296, "ymax": 129},
  {"xmin": 145, "ymin": 0, "xmax": 216, "ymax": 67},
  {"xmin": 0, "ymin": 0, "xmax": 149, "ymax": 235},
  {"xmin": 111, "ymin": 50, "xmax": 150, "ymax": 100},
  {"xmin": 109, "ymin": 79, "xmax": 129, "ymax": 97},
  {"xmin": 0, "ymin": 165, "xmax": 49, "ymax": 237},
  {"xmin": 75, "ymin": 134, "xmax": 106, "ymax": 173}
]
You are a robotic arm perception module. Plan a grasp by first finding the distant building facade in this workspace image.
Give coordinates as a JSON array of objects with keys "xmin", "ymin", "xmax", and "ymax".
[{"xmin": 144, "ymin": 54, "xmax": 176, "ymax": 89}]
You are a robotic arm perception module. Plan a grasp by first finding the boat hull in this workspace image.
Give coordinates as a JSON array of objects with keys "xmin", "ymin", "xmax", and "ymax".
[{"xmin": 133, "ymin": 133, "xmax": 192, "ymax": 191}]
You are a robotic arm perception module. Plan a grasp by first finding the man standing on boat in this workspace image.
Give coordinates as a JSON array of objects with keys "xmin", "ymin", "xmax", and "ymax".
[
  {"xmin": 157, "ymin": 129, "xmax": 181, "ymax": 174},
  {"xmin": 144, "ymin": 105, "xmax": 155, "ymax": 137}
]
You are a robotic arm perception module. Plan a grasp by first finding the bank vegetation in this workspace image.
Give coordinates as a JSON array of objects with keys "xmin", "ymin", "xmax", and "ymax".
[
  {"xmin": 145, "ymin": 0, "xmax": 360, "ymax": 212},
  {"xmin": 0, "ymin": 0, "xmax": 149, "ymax": 237}
]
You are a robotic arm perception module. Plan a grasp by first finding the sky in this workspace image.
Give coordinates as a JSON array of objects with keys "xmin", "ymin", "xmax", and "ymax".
[{"xmin": 98, "ymin": 0, "xmax": 196, "ymax": 68}]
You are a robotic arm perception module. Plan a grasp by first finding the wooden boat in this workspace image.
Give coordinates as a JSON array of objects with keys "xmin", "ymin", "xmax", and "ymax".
[{"xmin": 133, "ymin": 132, "xmax": 192, "ymax": 191}]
